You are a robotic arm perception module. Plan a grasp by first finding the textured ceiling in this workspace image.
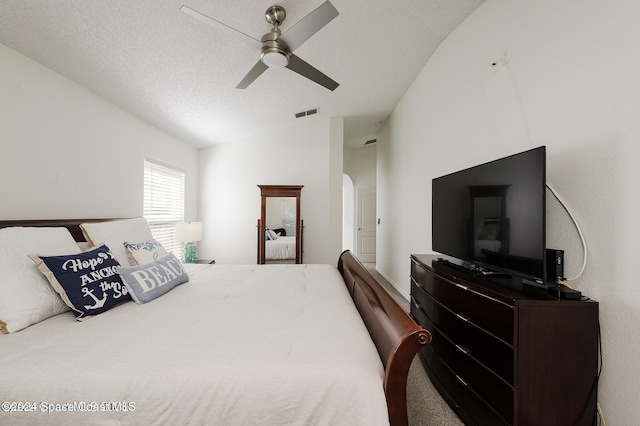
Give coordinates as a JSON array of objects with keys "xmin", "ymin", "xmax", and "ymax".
[{"xmin": 0, "ymin": 0, "xmax": 484, "ymax": 148}]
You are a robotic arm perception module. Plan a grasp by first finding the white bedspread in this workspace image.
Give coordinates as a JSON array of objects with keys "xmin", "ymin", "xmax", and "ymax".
[
  {"xmin": 0, "ymin": 264, "xmax": 388, "ymax": 425},
  {"xmin": 265, "ymin": 236, "xmax": 296, "ymax": 260}
]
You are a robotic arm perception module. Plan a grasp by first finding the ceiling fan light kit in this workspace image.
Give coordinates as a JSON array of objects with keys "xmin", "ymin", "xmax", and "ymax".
[
  {"xmin": 261, "ymin": 47, "xmax": 290, "ymax": 68},
  {"xmin": 180, "ymin": 1, "xmax": 340, "ymax": 91},
  {"xmin": 260, "ymin": 47, "xmax": 289, "ymax": 68},
  {"xmin": 260, "ymin": 30, "xmax": 290, "ymax": 68}
]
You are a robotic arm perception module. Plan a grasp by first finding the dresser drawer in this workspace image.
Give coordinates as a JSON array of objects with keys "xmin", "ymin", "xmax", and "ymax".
[
  {"xmin": 426, "ymin": 269, "xmax": 515, "ymax": 345},
  {"xmin": 432, "ymin": 301, "xmax": 514, "ymax": 384},
  {"xmin": 433, "ymin": 355, "xmax": 510, "ymax": 426},
  {"xmin": 411, "ymin": 277, "xmax": 435, "ymax": 319},
  {"xmin": 411, "ymin": 296, "xmax": 432, "ymax": 330},
  {"xmin": 411, "ymin": 258, "xmax": 429, "ymax": 289},
  {"xmin": 432, "ymin": 327, "xmax": 513, "ymax": 423}
]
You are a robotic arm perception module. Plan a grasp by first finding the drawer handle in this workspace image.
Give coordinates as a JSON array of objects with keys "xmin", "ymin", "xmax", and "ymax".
[
  {"xmin": 456, "ymin": 313, "xmax": 472, "ymax": 323},
  {"xmin": 455, "ymin": 374, "xmax": 470, "ymax": 387},
  {"xmin": 454, "ymin": 281, "xmax": 510, "ymax": 308},
  {"xmin": 410, "ymin": 296, "xmax": 423, "ymax": 311},
  {"xmin": 412, "ymin": 277, "xmax": 423, "ymax": 288},
  {"xmin": 454, "ymin": 283, "xmax": 469, "ymax": 291},
  {"xmin": 455, "ymin": 344, "xmax": 472, "ymax": 354}
]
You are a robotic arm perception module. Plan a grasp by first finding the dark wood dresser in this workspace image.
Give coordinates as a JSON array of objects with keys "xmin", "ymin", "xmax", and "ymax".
[{"xmin": 410, "ymin": 254, "xmax": 599, "ymax": 426}]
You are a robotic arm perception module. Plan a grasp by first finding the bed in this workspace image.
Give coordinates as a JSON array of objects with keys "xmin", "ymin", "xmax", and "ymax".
[
  {"xmin": 0, "ymin": 218, "xmax": 430, "ymax": 425},
  {"xmin": 265, "ymin": 235, "xmax": 297, "ymax": 260}
]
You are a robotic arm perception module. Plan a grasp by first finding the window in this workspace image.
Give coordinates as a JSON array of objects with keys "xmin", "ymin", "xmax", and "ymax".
[{"xmin": 144, "ymin": 159, "xmax": 185, "ymax": 258}]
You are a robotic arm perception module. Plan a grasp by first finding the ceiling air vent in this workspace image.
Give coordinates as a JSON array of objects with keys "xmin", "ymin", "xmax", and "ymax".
[
  {"xmin": 294, "ymin": 108, "xmax": 319, "ymax": 118},
  {"xmin": 365, "ymin": 139, "xmax": 377, "ymax": 145}
]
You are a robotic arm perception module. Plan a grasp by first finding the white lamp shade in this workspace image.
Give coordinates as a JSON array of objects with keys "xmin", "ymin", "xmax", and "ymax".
[{"xmin": 176, "ymin": 222, "xmax": 203, "ymax": 242}]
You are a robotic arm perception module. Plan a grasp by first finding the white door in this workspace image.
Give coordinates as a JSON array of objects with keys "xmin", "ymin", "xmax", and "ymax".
[{"xmin": 356, "ymin": 188, "xmax": 376, "ymax": 263}]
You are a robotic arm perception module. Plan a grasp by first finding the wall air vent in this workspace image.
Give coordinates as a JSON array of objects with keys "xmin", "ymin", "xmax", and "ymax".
[
  {"xmin": 365, "ymin": 139, "xmax": 377, "ymax": 145},
  {"xmin": 294, "ymin": 108, "xmax": 319, "ymax": 118}
]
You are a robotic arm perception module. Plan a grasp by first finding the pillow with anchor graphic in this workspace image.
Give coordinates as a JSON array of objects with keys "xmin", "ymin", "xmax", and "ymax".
[{"xmin": 29, "ymin": 245, "xmax": 131, "ymax": 320}]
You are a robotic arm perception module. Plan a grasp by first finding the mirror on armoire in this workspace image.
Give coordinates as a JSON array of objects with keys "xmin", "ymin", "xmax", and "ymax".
[{"xmin": 257, "ymin": 185, "xmax": 303, "ymax": 264}]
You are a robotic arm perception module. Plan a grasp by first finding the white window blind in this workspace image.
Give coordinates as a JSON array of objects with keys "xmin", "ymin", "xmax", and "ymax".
[{"xmin": 144, "ymin": 159, "xmax": 185, "ymax": 258}]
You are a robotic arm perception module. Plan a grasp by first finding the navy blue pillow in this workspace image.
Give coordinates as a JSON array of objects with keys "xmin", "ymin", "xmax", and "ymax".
[{"xmin": 29, "ymin": 245, "xmax": 131, "ymax": 320}]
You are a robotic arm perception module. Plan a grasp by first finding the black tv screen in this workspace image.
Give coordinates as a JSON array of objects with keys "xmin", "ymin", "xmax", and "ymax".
[{"xmin": 432, "ymin": 146, "xmax": 546, "ymax": 283}]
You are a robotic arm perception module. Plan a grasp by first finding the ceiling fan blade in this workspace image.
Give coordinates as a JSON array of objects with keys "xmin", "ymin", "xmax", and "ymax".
[
  {"xmin": 180, "ymin": 5, "xmax": 262, "ymax": 50},
  {"xmin": 280, "ymin": 1, "xmax": 339, "ymax": 52},
  {"xmin": 286, "ymin": 54, "xmax": 339, "ymax": 91},
  {"xmin": 236, "ymin": 61, "xmax": 269, "ymax": 89}
]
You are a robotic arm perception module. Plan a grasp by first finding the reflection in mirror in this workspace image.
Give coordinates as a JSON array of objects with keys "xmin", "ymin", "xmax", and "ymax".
[
  {"xmin": 257, "ymin": 185, "xmax": 303, "ymax": 264},
  {"xmin": 265, "ymin": 197, "xmax": 297, "ymax": 263},
  {"xmin": 468, "ymin": 185, "xmax": 510, "ymax": 262},
  {"xmin": 266, "ymin": 197, "xmax": 296, "ymax": 237}
]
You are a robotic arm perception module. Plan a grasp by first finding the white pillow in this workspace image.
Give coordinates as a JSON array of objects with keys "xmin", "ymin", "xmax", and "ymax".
[
  {"xmin": 0, "ymin": 227, "xmax": 81, "ymax": 333},
  {"xmin": 124, "ymin": 239, "xmax": 168, "ymax": 265},
  {"xmin": 80, "ymin": 218, "xmax": 153, "ymax": 267}
]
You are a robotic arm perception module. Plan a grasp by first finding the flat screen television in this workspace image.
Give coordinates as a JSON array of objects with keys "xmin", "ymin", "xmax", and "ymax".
[{"xmin": 432, "ymin": 146, "xmax": 546, "ymax": 285}]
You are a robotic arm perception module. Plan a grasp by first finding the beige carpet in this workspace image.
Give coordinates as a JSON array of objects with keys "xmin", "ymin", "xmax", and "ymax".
[{"xmin": 364, "ymin": 265, "xmax": 464, "ymax": 426}]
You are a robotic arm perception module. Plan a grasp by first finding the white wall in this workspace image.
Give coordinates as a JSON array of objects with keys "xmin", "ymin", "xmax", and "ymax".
[
  {"xmin": 198, "ymin": 117, "xmax": 343, "ymax": 265},
  {"xmin": 376, "ymin": 0, "xmax": 640, "ymax": 423},
  {"xmin": 0, "ymin": 44, "xmax": 199, "ymax": 221},
  {"xmin": 344, "ymin": 144, "xmax": 377, "ymax": 189}
]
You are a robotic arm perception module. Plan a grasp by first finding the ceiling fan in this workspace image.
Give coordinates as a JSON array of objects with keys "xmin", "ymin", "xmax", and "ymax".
[{"xmin": 180, "ymin": 1, "xmax": 340, "ymax": 91}]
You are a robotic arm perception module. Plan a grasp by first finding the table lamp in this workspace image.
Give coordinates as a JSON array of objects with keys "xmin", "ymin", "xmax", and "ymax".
[{"xmin": 176, "ymin": 222, "xmax": 203, "ymax": 263}]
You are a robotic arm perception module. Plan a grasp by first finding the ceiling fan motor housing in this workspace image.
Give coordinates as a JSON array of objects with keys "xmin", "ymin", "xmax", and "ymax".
[{"xmin": 260, "ymin": 29, "xmax": 290, "ymax": 67}]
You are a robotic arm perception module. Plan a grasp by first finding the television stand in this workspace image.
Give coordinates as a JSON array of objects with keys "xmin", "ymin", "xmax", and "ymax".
[
  {"xmin": 411, "ymin": 254, "xmax": 599, "ymax": 425},
  {"xmin": 435, "ymin": 258, "xmax": 511, "ymax": 278},
  {"xmin": 548, "ymin": 285, "xmax": 582, "ymax": 300},
  {"xmin": 522, "ymin": 276, "xmax": 546, "ymax": 288},
  {"xmin": 471, "ymin": 267, "xmax": 511, "ymax": 278},
  {"xmin": 435, "ymin": 258, "xmax": 470, "ymax": 274}
]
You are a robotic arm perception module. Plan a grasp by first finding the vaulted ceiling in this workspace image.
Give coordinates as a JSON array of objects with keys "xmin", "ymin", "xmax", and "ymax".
[{"xmin": 0, "ymin": 0, "xmax": 484, "ymax": 148}]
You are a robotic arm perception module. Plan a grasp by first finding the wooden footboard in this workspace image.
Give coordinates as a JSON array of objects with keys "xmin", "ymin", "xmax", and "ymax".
[{"xmin": 338, "ymin": 250, "xmax": 432, "ymax": 426}]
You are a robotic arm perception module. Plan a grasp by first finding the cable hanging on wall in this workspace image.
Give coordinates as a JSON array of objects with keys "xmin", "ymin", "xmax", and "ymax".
[
  {"xmin": 545, "ymin": 182, "xmax": 588, "ymax": 281},
  {"xmin": 483, "ymin": 55, "xmax": 588, "ymax": 282}
]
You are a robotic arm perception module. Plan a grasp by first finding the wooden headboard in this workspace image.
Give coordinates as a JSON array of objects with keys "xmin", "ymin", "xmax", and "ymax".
[
  {"xmin": 338, "ymin": 250, "xmax": 431, "ymax": 426},
  {"xmin": 0, "ymin": 218, "xmax": 120, "ymax": 242}
]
